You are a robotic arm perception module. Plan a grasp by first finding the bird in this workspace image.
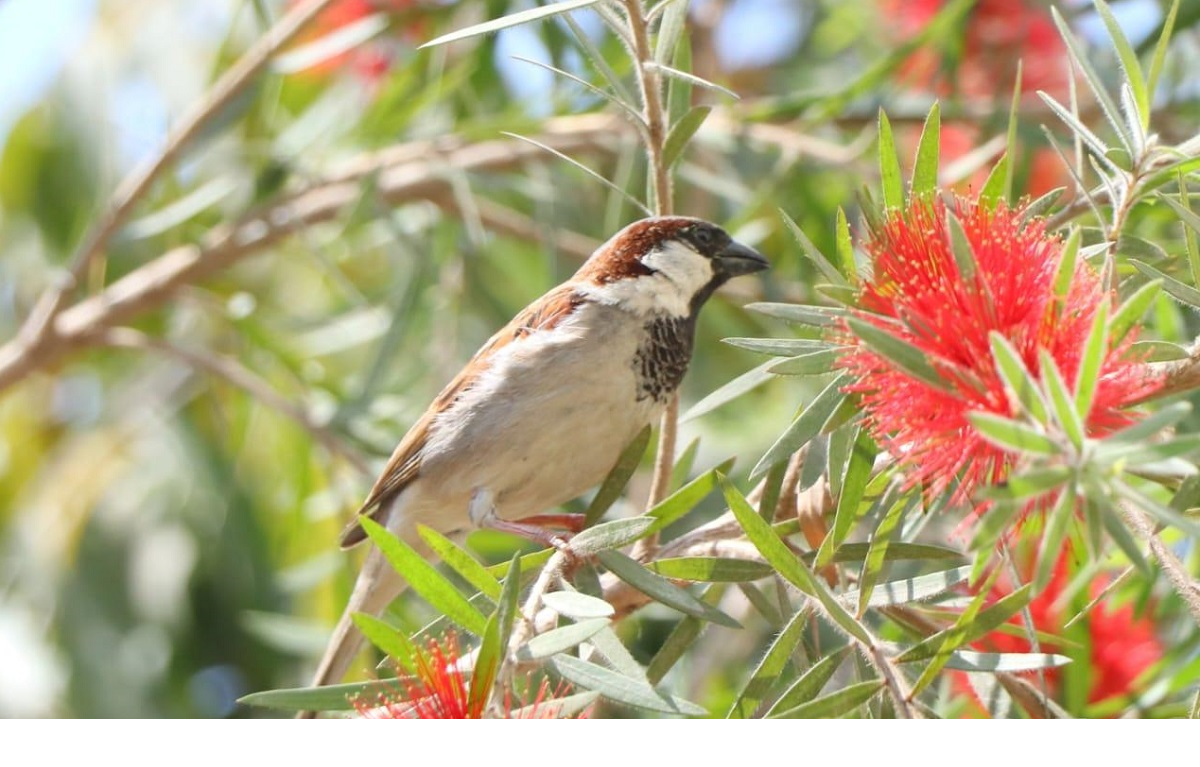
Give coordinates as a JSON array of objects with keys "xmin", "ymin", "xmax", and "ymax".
[{"xmin": 306, "ymin": 215, "xmax": 769, "ymax": 702}]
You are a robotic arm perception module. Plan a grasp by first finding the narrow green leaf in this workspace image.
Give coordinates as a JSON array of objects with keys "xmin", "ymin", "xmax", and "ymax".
[
  {"xmin": 1022, "ymin": 187, "xmax": 1066, "ymax": 221},
  {"xmin": 647, "ymin": 584, "xmax": 727, "ymax": 685},
  {"xmin": 836, "ymin": 207, "xmax": 856, "ymax": 281},
  {"xmin": 1111, "ymin": 279, "xmax": 1161, "ymax": 344},
  {"xmin": 541, "ymin": 591, "xmax": 615, "ymax": 620},
  {"xmin": 1039, "ymin": 92, "xmax": 1119, "ymax": 169},
  {"xmin": 1146, "ymin": 0, "xmax": 1181, "ymax": 110},
  {"xmin": 239, "ymin": 679, "xmax": 404, "ymax": 712},
  {"xmin": 1115, "ymin": 480, "xmax": 1200, "ymax": 538},
  {"xmin": 648, "ymin": 557, "xmax": 774, "ymax": 582},
  {"xmin": 597, "ymin": 550, "xmax": 742, "ymax": 628},
  {"xmin": 662, "ymin": 105, "xmax": 712, "ymax": 168},
  {"xmin": 1094, "ymin": 0, "xmax": 1149, "ymax": 130},
  {"xmin": 1038, "ymin": 350, "xmax": 1085, "ymax": 450},
  {"xmin": 515, "ymin": 618, "xmax": 609, "ymax": 661},
  {"xmin": 750, "ymin": 373, "xmax": 848, "ymax": 479},
  {"xmin": 845, "ymin": 317, "xmax": 948, "ymax": 392},
  {"xmin": 496, "ymin": 553, "xmax": 522, "ymax": 662},
  {"xmin": 911, "ymin": 102, "xmax": 941, "ymax": 201},
  {"xmin": 764, "ymin": 646, "xmax": 853, "ymax": 717},
  {"xmin": 1035, "ymin": 489, "xmax": 1076, "ymax": 592},
  {"xmin": 722, "ymin": 337, "xmax": 834, "ymax": 356},
  {"xmin": 351, "ymin": 613, "xmax": 418, "ymax": 675},
  {"xmin": 468, "ymin": 611, "xmax": 502, "ymax": 715},
  {"xmin": 898, "ymin": 583, "xmax": 1032, "ymax": 663},
  {"xmin": 1106, "ymin": 401, "xmax": 1190, "ymax": 443},
  {"xmin": 858, "ymin": 494, "xmax": 911, "ymax": 613},
  {"xmin": 769, "ymin": 679, "xmax": 885, "ymax": 719},
  {"xmin": 484, "ymin": 548, "xmax": 553, "ymax": 578},
  {"xmin": 807, "ymin": 541, "xmax": 966, "ymax": 565},
  {"xmin": 569, "ymin": 517, "xmax": 656, "ymax": 555},
  {"xmin": 946, "ymin": 209, "xmax": 978, "ymax": 281},
  {"xmin": 845, "ymin": 565, "xmax": 972, "ymax": 609},
  {"xmin": 978, "ymin": 465, "xmax": 1072, "ymax": 503},
  {"xmin": 989, "ymin": 332, "xmax": 1047, "ymax": 424},
  {"xmin": 781, "ymin": 209, "xmax": 849, "ymax": 286},
  {"xmin": 878, "ymin": 109, "xmax": 904, "ymax": 210},
  {"xmin": 360, "ymin": 518, "xmax": 487, "ymax": 635},
  {"xmin": 826, "ymin": 421, "xmax": 858, "ymax": 499},
  {"xmin": 420, "ymin": 0, "xmax": 602, "ymax": 49},
  {"xmin": 645, "ymin": 462, "xmax": 731, "ymax": 534},
  {"xmin": 417, "ymin": 525, "xmax": 502, "ymax": 600},
  {"xmin": 943, "ymin": 651, "xmax": 1072, "ymax": 672},
  {"xmin": 967, "ymin": 412, "xmax": 1060, "ymax": 455},
  {"xmin": 745, "ymin": 302, "xmax": 844, "ymax": 326},
  {"xmin": 1074, "ymin": 300, "xmax": 1110, "ymax": 418},
  {"xmin": 549, "ymin": 655, "xmax": 706, "ymax": 716},
  {"xmin": 723, "ymin": 476, "xmax": 873, "ymax": 644},
  {"xmin": 684, "ymin": 360, "xmax": 775, "ymax": 421},
  {"xmin": 769, "ymin": 349, "xmax": 841, "ymax": 376},
  {"xmin": 669, "ymin": 437, "xmax": 700, "ymax": 492},
  {"xmin": 1129, "ymin": 339, "xmax": 1189, "ymax": 362},
  {"xmin": 500, "ymin": 131, "xmax": 651, "ymax": 216},
  {"xmin": 653, "ymin": 0, "xmax": 689, "ymax": 64},
  {"xmin": 816, "ymin": 431, "xmax": 877, "ymax": 566},
  {"xmin": 584, "ymin": 426, "xmax": 651, "ymax": 526},
  {"xmin": 979, "ymin": 154, "xmax": 1010, "ymax": 209},
  {"xmin": 1098, "ymin": 500, "xmax": 1152, "ymax": 575},
  {"xmin": 1053, "ymin": 228, "xmax": 1082, "ymax": 300},
  {"xmin": 1049, "ymin": 6, "xmax": 1132, "ymax": 153},
  {"xmin": 726, "ymin": 606, "xmax": 811, "ymax": 718}
]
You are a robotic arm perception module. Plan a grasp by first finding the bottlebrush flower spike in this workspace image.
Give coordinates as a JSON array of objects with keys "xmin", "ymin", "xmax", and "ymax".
[
  {"xmin": 352, "ymin": 633, "xmax": 583, "ymax": 719},
  {"xmin": 837, "ymin": 196, "xmax": 1159, "ymax": 505}
]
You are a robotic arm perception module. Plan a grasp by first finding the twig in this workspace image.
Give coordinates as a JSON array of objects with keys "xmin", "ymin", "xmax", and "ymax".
[
  {"xmin": 97, "ymin": 327, "xmax": 371, "ymax": 474},
  {"xmin": 14, "ymin": 0, "xmax": 336, "ymax": 354},
  {"xmin": 1120, "ymin": 502, "xmax": 1200, "ymax": 626}
]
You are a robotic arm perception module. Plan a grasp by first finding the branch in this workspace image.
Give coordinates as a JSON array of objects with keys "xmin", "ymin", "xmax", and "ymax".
[
  {"xmin": 1120, "ymin": 502, "xmax": 1200, "ymax": 626},
  {"xmin": 15, "ymin": 0, "xmax": 336, "ymax": 354}
]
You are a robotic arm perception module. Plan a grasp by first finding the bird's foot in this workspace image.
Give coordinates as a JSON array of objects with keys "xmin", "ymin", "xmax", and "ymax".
[{"xmin": 468, "ymin": 488, "xmax": 579, "ymax": 551}]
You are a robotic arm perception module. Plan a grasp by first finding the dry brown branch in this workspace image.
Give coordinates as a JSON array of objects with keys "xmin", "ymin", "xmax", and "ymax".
[{"xmin": 1120, "ymin": 502, "xmax": 1200, "ymax": 626}]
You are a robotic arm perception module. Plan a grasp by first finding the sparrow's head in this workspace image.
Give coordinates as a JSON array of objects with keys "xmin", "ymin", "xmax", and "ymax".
[{"xmin": 578, "ymin": 216, "xmax": 769, "ymax": 317}]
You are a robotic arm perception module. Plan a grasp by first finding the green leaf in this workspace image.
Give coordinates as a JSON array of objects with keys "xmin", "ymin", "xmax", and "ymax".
[
  {"xmin": 569, "ymin": 517, "xmax": 656, "ymax": 555},
  {"xmin": 722, "ymin": 337, "xmax": 835, "ymax": 356},
  {"xmin": 745, "ymin": 302, "xmax": 844, "ymax": 326},
  {"xmin": 1106, "ymin": 401, "xmax": 1191, "ymax": 443},
  {"xmin": 647, "ymin": 584, "xmax": 727, "ymax": 684},
  {"xmin": 768, "ymin": 349, "xmax": 842, "ymax": 376},
  {"xmin": 911, "ymin": 102, "xmax": 941, "ymax": 201},
  {"xmin": 946, "ymin": 209, "xmax": 978, "ymax": 282},
  {"xmin": 723, "ymin": 476, "xmax": 873, "ymax": 644},
  {"xmin": 351, "ymin": 613, "xmax": 418, "ymax": 675},
  {"xmin": 1129, "ymin": 339, "xmax": 1189, "ymax": 362},
  {"xmin": 816, "ymin": 431, "xmax": 876, "ymax": 566},
  {"xmin": 648, "ymin": 557, "xmax": 774, "ymax": 582},
  {"xmin": 989, "ymin": 332, "xmax": 1047, "ymax": 424},
  {"xmin": 484, "ymin": 548, "xmax": 554, "ymax": 578},
  {"xmin": 684, "ymin": 360, "xmax": 776, "ymax": 421},
  {"xmin": 597, "ymin": 550, "xmax": 742, "ymax": 628},
  {"xmin": 1035, "ymin": 489, "xmax": 1075, "ymax": 592},
  {"xmin": 768, "ymin": 680, "xmax": 885, "ymax": 719},
  {"xmin": 417, "ymin": 526, "xmax": 502, "ymax": 600},
  {"xmin": 764, "ymin": 646, "xmax": 853, "ymax": 717},
  {"xmin": 898, "ymin": 583, "xmax": 1032, "ymax": 664},
  {"xmin": 1131, "ymin": 259, "xmax": 1200, "ymax": 309},
  {"xmin": 846, "ymin": 565, "xmax": 972, "ymax": 609},
  {"xmin": 726, "ymin": 605, "xmax": 811, "ymax": 718},
  {"xmin": 1112, "ymin": 277, "xmax": 1161, "ymax": 343},
  {"xmin": 979, "ymin": 153, "xmax": 1010, "ymax": 209},
  {"xmin": 515, "ymin": 618, "xmax": 610, "ymax": 661},
  {"xmin": 1074, "ymin": 300, "xmax": 1110, "ymax": 419},
  {"xmin": 584, "ymin": 426, "xmax": 651, "ymax": 526},
  {"xmin": 878, "ymin": 109, "xmax": 904, "ymax": 210},
  {"xmin": 541, "ymin": 591, "xmax": 615, "ymax": 620},
  {"xmin": 420, "ymin": 0, "xmax": 603, "ymax": 49},
  {"xmin": 1053, "ymin": 228, "xmax": 1082, "ymax": 300},
  {"xmin": 967, "ymin": 412, "xmax": 1059, "ymax": 455},
  {"xmin": 1022, "ymin": 187, "xmax": 1066, "ymax": 221},
  {"xmin": 1146, "ymin": 0, "xmax": 1181, "ymax": 110},
  {"xmin": 496, "ymin": 553, "xmax": 522, "ymax": 663},
  {"xmin": 836, "ymin": 207, "xmax": 856, "ymax": 280},
  {"xmin": 239, "ymin": 679, "xmax": 405, "ymax": 712},
  {"xmin": 1115, "ymin": 480, "xmax": 1200, "ymax": 538},
  {"xmin": 1094, "ymin": 0, "xmax": 1149, "ymax": 131},
  {"xmin": 978, "ymin": 465, "xmax": 1071, "ymax": 503},
  {"xmin": 845, "ymin": 317, "xmax": 948, "ymax": 392},
  {"xmin": 468, "ymin": 611, "xmax": 502, "ymax": 716},
  {"xmin": 653, "ymin": 0, "xmax": 689, "ymax": 64},
  {"xmin": 360, "ymin": 518, "xmax": 488, "ymax": 635},
  {"xmin": 942, "ymin": 651, "xmax": 1072, "ymax": 673},
  {"xmin": 782, "ymin": 209, "xmax": 849, "ymax": 286},
  {"xmin": 662, "ymin": 105, "xmax": 712, "ymax": 168},
  {"xmin": 1098, "ymin": 501, "xmax": 1151, "ymax": 575},
  {"xmin": 751, "ymin": 373, "xmax": 848, "ymax": 479},
  {"xmin": 1038, "ymin": 350, "xmax": 1085, "ymax": 450},
  {"xmin": 645, "ymin": 463, "xmax": 729, "ymax": 533},
  {"xmin": 1049, "ymin": 7, "xmax": 1131, "ymax": 153},
  {"xmin": 549, "ymin": 655, "xmax": 707, "ymax": 716}
]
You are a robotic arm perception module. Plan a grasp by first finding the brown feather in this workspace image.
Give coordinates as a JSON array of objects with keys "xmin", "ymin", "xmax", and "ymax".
[{"xmin": 338, "ymin": 285, "xmax": 585, "ymax": 548}]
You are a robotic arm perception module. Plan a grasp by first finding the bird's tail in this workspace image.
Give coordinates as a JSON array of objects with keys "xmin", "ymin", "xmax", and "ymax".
[{"xmin": 297, "ymin": 532, "xmax": 411, "ymax": 718}]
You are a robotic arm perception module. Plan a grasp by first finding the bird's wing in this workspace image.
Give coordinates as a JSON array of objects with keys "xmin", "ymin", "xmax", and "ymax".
[{"xmin": 338, "ymin": 285, "xmax": 585, "ymax": 548}]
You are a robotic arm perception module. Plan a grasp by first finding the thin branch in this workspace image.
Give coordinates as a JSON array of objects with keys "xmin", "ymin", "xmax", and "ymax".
[
  {"xmin": 14, "ymin": 0, "xmax": 336, "ymax": 354},
  {"xmin": 1120, "ymin": 502, "xmax": 1200, "ymax": 626},
  {"xmin": 97, "ymin": 328, "xmax": 371, "ymax": 474}
]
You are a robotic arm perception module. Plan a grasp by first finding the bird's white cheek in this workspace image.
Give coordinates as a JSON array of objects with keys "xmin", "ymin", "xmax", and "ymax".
[{"xmin": 641, "ymin": 241, "xmax": 714, "ymax": 298}]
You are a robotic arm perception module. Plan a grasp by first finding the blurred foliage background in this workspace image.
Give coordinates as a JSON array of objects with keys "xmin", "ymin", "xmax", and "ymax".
[{"xmin": 0, "ymin": 0, "xmax": 1197, "ymax": 717}]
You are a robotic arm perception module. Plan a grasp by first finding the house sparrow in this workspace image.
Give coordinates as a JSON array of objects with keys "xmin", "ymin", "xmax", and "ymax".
[{"xmin": 306, "ymin": 216, "xmax": 768, "ymax": 698}]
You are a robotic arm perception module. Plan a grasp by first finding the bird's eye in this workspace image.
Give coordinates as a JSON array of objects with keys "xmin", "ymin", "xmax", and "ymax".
[{"xmin": 692, "ymin": 227, "xmax": 714, "ymax": 247}]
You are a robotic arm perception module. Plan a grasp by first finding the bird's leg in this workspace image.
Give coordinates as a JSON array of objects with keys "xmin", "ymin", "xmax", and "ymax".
[{"xmin": 468, "ymin": 488, "xmax": 575, "ymax": 550}]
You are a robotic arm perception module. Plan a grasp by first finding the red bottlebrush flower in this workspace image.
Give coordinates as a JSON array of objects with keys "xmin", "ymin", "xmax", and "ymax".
[
  {"xmin": 286, "ymin": 0, "xmax": 424, "ymax": 84},
  {"xmin": 352, "ymin": 633, "xmax": 584, "ymax": 719},
  {"xmin": 959, "ymin": 550, "xmax": 1163, "ymax": 711},
  {"xmin": 837, "ymin": 197, "xmax": 1159, "ymax": 505}
]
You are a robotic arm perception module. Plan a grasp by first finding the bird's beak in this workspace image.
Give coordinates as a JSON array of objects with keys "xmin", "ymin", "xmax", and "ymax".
[{"xmin": 714, "ymin": 240, "xmax": 770, "ymax": 277}]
